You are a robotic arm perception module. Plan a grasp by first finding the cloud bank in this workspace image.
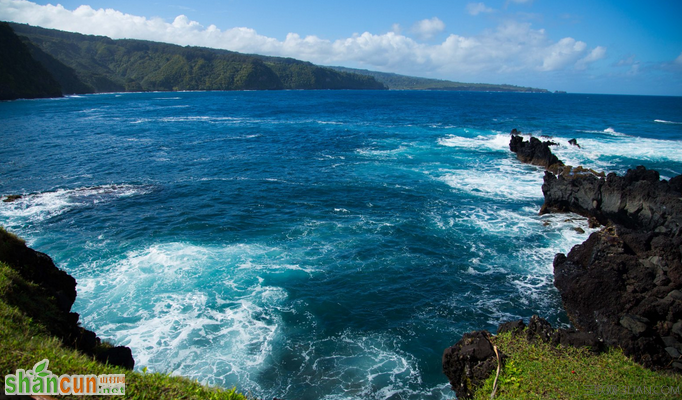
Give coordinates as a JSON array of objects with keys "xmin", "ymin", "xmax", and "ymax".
[{"xmin": 0, "ymin": 0, "xmax": 606, "ymax": 80}]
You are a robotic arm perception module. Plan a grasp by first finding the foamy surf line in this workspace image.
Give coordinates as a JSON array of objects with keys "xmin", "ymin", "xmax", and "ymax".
[
  {"xmin": 655, "ymin": 119, "xmax": 682, "ymax": 125},
  {"xmin": 0, "ymin": 184, "xmax": 153, "ymax": 225},
  {"xmin": 437, "ymin": 133, "xmax": 509, "ymax": 152},
  {"xmin": 74, "ymin": 242, "xmax": 291, "ymax": 394}
]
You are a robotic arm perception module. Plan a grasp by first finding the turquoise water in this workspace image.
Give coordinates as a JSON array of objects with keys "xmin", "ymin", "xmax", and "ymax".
[{"xmin": 1, "ymin": 91, "xmax": 681, "ymax": 399}]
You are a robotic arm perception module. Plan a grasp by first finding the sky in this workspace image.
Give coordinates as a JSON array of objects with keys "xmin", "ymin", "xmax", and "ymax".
[{"xmin": 1, "ymin": 0, "xmax": 681, "ymax": 96}]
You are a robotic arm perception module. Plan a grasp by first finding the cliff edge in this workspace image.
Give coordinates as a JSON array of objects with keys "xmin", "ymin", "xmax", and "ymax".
[{"xmin": 0, "ymin": 227, "xmax": 134, "ymax": 369}]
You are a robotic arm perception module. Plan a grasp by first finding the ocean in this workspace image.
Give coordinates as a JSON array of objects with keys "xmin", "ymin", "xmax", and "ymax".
[{"xmin": 1, "ymin": 91, "xmax": 681, "ymax": 399}]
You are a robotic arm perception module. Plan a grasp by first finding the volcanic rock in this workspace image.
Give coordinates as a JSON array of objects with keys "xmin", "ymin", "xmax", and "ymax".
[
  {"xmin": 442, "ymin": 331, "xmax": 503, "ymax": 399},
  {"xmin": 509, "ymin": 133, "xmax": 564, "ymax": 172}
]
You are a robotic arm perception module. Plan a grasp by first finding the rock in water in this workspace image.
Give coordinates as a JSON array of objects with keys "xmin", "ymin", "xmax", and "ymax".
[
  {"xmin": 568, "ymin": 138, "xmax": 581, "ymax": 148},
  {"xmin": 509, "ymin": 134, "xmax": 564, "ymax": 172}
]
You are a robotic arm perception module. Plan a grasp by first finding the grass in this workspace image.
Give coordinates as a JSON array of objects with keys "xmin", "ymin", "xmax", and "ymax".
[
  {"xmin": 473, "ymin": 332, "xmax": 682, "ymax": 399},
  {"xmin": 0, "ymin": 247, "xmax": 250, "ymax": 399}
]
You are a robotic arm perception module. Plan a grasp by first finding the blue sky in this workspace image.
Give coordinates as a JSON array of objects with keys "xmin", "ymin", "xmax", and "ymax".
[{"xmin": 1, "ymin": 0, "xmax": 681, "ymax": 95}]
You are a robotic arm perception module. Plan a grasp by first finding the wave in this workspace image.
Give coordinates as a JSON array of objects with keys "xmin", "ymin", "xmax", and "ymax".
[
  {"xmin": 0, "ymin": 184, "xmax": 153, "ymax": 226},
  {"xmin": 160, "ymin": 116, "xmax": 242, "ymax": 123},
  {"xmin": 655, "ymin": 119, "xmax": 682, "ymax": 125},
  {"xmin": 437, "ymin": 133, "xmax": 509, "ymax": 152},
  {"xmin": 75, "ymin": 242, "xmax": 293, "ymax": 393},
  {"xmin": 437, "ymin": 161, "xmax": 544, "ymax": 201},
  {"xmin": 576, "ymin": 127, "xmax": 629, "ymax": 137}
]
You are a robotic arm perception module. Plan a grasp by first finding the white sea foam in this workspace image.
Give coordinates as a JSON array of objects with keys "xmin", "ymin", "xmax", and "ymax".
[
  {"xmin": 554, "ymin": 134, "xmax": 682, "ymax": 167},
  {"xmin": 655, "ymin": 119, "xmax": 682, "ymax": 125},
  {"xmin": 602, "ymin": 127, "xmax": 627, "ymax": 136},
  {"xmin": 437, "ymin": 133, "xmax": 510, "ymax": 152},
  {"xmin": 160, "ymin": 116, "xmax": 241, "ymax": 123},
  {"xmin": 356, "ymin": 146, "xmax": 409, "ymax": 159},
  {"xmin": 73, "ymin": 241, "xmax": 318, "ymax": 393},
  {"xmin": 437, "ymin": 161, "xmax": 544, "ymax": 201},
  {"xmin": 0, "ymin": 185, "xmax": 152, "ymax": 227},
  {"xmin": 292, "ymin": 330, "xmax": 428, "ymax": 400}
]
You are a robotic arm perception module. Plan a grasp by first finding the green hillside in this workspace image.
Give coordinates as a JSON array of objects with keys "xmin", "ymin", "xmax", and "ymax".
[
  {"xmin": 0, "ymin": 22, "xmax": 62, "ymax": 100},
  {"xmin": 6, "ymin": 22, "xmax": 386, "ymax": 94},
  {"xmin": 329, "ymin": 66, "xmax": 549, "ymax": 92}
]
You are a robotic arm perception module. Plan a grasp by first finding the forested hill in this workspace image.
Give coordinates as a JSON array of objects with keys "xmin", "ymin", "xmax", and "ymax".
[
  {"xmin": 329, "ymin": 66, "xmax": 549, "ymax": 92},
  {"xmin": 4, "ymin": 22, "xmax": 386, "ymax": 96},
  {"xmin": 0, "ymin": 22, "xmax": 63, "ymax": 100}
]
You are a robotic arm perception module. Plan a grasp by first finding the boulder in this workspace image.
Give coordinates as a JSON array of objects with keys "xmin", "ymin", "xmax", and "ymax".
[
  {"xmin": 509, "ymin": 134, "xmax": 564, "ymax": 172},
  {"xmin": 442, "ymin": 331, "xmax": 503, "ymax": 399}
]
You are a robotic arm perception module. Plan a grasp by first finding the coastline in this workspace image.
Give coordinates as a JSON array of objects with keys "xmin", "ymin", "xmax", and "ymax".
[{"xmin": 442, "ymin": 132, "xmax": 682, "ymax": 398}]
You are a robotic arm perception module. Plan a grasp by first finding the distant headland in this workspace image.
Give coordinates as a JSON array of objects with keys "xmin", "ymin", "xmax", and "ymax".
[{"xmin": 1, "ymin": 21, "xmax": 549, "ymax": 101}]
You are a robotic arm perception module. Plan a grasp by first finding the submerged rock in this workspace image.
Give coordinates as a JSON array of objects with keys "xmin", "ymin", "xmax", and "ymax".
[{"xmin": 2, "ymin": 194, "xmax": 22, "ymax": 202}]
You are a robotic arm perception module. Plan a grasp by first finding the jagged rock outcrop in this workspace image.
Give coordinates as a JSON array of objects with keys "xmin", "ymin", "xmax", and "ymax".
[
  {"xmin": 507, "ymin": 133, "xmax": 682, "ymax": 371},
  {"xmin": 554, "ymin": 223, "xmax": 682, "ymax": 370},
  {"xmin": 442, "ymin": 330, "xmax": 502, "ymax": 400},
  {"xmin": 509, "ymin": 133, "xmax": 564, "ymax": 173},
  {"xmin": 540, "ymin": 166, "xmax": 682, "ymax": 235},
  {"xmin": 540, "ymin": 165, "xmax": 682, "ymax": 370},
  {"xmin": 443, "ymin": 316, "xmax": 603, "ymax": 398},
  {"xmin": 499, "ymin": 315, "xmax": 604, "ymax": 352},
  {"xmin": 0, "ymin": 228, "xmax": 135, "ymax": 369}
]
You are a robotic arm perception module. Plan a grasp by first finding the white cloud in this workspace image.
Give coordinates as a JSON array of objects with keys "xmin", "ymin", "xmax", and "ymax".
[
  {"xmin": 410, "ymin": 17, "xmax": 445, "ymax": 41},
  {"xmin": 676, "ymin": 52, "xmax": 682, "ymax": 65},
  {"xmin": 576, "ymin": 46, "xmax": 606, "ymax": 69},
  {"xmin": 467, "ymin": 2, "xmax": 494, "ymax": 16},
  {"xmin": 539, "ymin": 37, "xmax": 587, "ymax": 71},
  {"xmin": 391, "ymin": 23, "xmax": 402, "ymax": 35},
  {"xmin": 0, "ymin": 0, "xmax": 603, "ymax": 80}
]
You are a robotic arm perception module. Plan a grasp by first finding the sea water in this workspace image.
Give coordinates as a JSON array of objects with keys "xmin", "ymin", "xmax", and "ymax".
[{"xmin": 1, "ymin": 91, "xmax": 681, "ymax": 399}]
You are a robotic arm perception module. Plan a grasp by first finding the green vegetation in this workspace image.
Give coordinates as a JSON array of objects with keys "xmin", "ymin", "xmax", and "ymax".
[
  {"xmin": 0, "ymin": 22, "xmax": 62, "ymax": 100},
  {"xmin": 0, "ymin": 227, "xmax": 249, "ymax": 399},
  {"xmin": 329, "ymin": 66, "xmax": 549, "ymax": 92},
  {"xmin": 474, "ymin": 332, "xmax": 682, "ymax": 399},
  {"xmin": 5, "ymin": 22, "xmax": 386, "ymax": 95}
]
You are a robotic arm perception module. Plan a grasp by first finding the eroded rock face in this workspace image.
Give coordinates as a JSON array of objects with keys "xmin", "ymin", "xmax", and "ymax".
[
  {"xmin": 541, "ymin": 166, "xmax": 682, "ymax": 235},
  {"xmin": 554, "ymin": 224, "xmax": 682, "ymax": 370},
  {"xmin": 442, "ymin": 331, "xmax": 502, "ymax": 400},
  {"xmin": 500, "ymin": 316, "xmax": 603, "ymax": 352},
  {"xmin": 508, "ymin": 133, "xmax": 682, "ymax": 371}
]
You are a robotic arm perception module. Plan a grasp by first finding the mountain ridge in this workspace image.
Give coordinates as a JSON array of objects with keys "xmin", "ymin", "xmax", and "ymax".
[
  {"xmin": 3, "ymin": 22, "xmax": 387, "ymax": 97},
  {"xmin": 329, "ymin": 66, "xmax": 549, "ymax": 92}
]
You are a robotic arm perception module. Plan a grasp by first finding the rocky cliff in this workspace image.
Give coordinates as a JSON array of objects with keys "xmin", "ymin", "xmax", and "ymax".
[
  {"xmin": 546, "ymin": 167, "xmax": 682, "ymax": 370},
  {"xmin": 0, "ymin": 227, "xmax": 134, "ymax": 369},
  {"xmin": 514, "ymin": 133, "xmax": 682, "ymax": 371},
  {"xmin": 443, "ymin": 133, "xmax": 682, "ymax": 398}
]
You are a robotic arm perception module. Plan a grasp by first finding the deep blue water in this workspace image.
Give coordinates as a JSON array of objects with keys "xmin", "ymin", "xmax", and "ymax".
[{"xmin": 1, "ymin": 91, "xmax": 681, "ymax": 399}]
